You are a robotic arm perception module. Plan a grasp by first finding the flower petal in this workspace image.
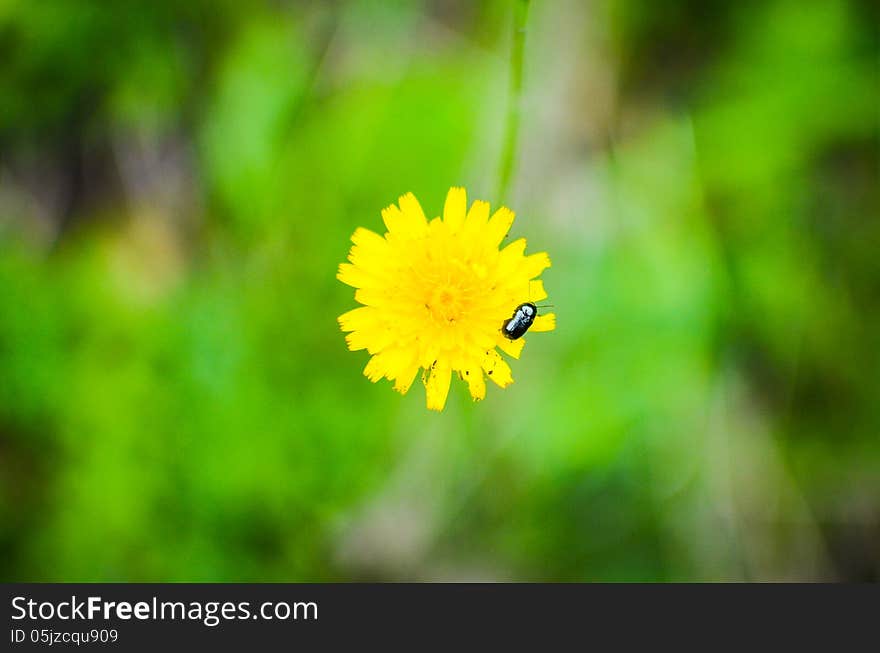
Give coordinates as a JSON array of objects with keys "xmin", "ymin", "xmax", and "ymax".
[
  {"xmin": 337, "ymin": 263, "xmax": 381, "ymax": 288},
  {"xmin": 348, "ymin": 228, "xmax": 395, "ymax": 274},
  {"xmin": 337, "ymin": 306, "xmax": 374, "ymax": 332},
  {"xmin": 398, "ymin": 192, "xmax": 427, "ymax": 227},
  {"xmin": 424, "ymin": 362, "xmax": 452, "ymax": 411},
  {"xmin": 354, "ymin": 287, "xmax": 393, "ymax": 307},
  {"xmin": 496, "ymin": 337, "xmax": 525, "ymax": 359},
  {"xmin": 344, "ymin": 332, "xmax": 368, "ymax": 351},
  {"xmin": 497, "ymin": 238, "xmax": 527, "ymax": 270},
  {"xmin": 528, "ymin": 279, "xmax": 548, "ymax": 302},
  {"xmin": 381, "ymin": 204, "xmax": 409, "ymax": 235},
  {"xmin": 463, "ymin": 199, "xmax": 490, "ymax": 233},
  {"xmin": 484, "ymin": 207, "xmax": 515, "ymax": 249},
  {"xmin": 351, "ymin": 227, "xmax": 387, "ymax": 252},
  {"xmin": 363, "ymin": 347, "xmax": 413, "ymax": 382},
  {"xmin": 382, "ymin": 347, "xmax": 417, "ymax": 386},
  {"xmin": 530, "ymin": 313, "xmax": 556, "ymax": 332},
  {"xmin": 394, "ymin": 364, "xmax": 419, "ymax": 395},
  {"xmin": 462, "ymin": 364, "xmax": 486, "ymax": 401},
  {"xmin": 363, "ymin": 355, "xmax": 386, "ymax": 382},
  {"xmin": 521, "ymin": 251, "xmax": 551, "ymax": 279},
  {"xmin": 443, "ymin": 187, "xmax": 467, "ymax": 231},
  {"xmin": 481, "ymin": 349, "xmax": 513, "ymax": 387},
  {"xmin": 346, "ymin": 326, "xmax": 395, "ymax": 354}
]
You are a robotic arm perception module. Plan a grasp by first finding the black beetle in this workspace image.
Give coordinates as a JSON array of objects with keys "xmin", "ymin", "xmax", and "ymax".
[{"xmin": 502, "ymin": 302, "xmax": 537, "ymax": 340}]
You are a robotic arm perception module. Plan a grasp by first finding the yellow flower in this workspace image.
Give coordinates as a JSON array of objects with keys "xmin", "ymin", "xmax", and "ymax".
[{"xmin": 337, "ymin": 187, "xmax": 556, "ymax": 411}]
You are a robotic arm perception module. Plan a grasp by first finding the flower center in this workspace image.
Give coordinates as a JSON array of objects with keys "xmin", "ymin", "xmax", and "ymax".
[{"xmin": 426, "ymin": 284, "xmax": 469, "ymax": 324}]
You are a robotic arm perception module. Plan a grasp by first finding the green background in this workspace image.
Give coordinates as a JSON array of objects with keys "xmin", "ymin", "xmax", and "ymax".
[{"xmin": 0, "ymin": 0, "xmax": 877, "ymax": 581}]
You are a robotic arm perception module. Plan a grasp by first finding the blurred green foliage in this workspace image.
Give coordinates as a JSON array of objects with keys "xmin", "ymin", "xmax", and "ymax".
[{"xmin": 0, "ymin": 0, "xmax": 877, "ymax": 581}]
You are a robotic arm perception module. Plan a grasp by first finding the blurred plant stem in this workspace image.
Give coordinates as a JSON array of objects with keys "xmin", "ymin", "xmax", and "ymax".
[{"xmin": 496, "ymin": 0, "xmax": 530, "ymax": 204}]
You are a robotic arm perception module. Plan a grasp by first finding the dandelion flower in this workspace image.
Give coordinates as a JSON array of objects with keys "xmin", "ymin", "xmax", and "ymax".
[{"xmin": 337, "ymin": 187, "xmax": 556, "ymax": 411}]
